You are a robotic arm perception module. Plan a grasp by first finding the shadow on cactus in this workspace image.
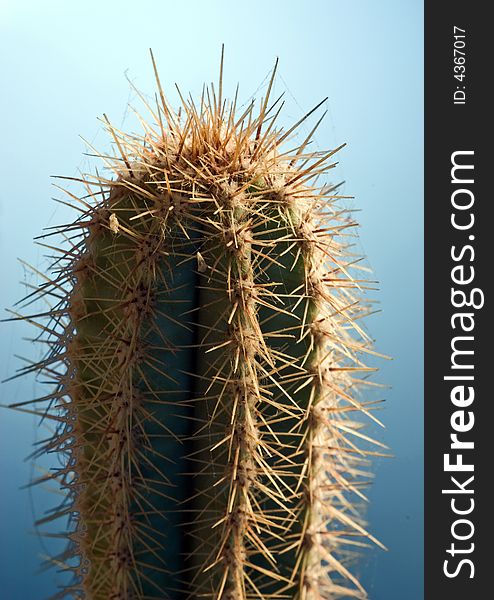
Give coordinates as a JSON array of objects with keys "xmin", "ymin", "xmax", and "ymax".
[{"xmin": 8, "ymin": 48, "xmax": 388, "ymax": 600}]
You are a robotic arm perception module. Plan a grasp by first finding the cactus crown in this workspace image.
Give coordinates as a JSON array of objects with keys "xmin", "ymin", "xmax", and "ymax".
[{"xmin": 9, "ymin": 49, "xmax": 386, "ymax": 600}]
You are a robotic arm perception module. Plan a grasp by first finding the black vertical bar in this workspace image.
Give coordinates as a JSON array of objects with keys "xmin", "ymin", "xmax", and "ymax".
[{"xmin": 425, "ymin": 3, "xmax": 490, "ymax": 598}]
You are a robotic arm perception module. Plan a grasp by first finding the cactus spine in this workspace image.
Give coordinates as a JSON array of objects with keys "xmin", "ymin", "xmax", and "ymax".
[{"xmin": 10, "ymin": 50, "xmax": 385, "ymax": 600}]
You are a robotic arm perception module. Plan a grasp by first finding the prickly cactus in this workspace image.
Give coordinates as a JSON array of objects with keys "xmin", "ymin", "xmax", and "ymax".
[{"xmin": 9, "ymin": 50, "xmax": 385, "ymax": 600}]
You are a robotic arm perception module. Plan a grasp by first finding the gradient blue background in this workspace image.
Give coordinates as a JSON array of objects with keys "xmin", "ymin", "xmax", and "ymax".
[{"xmin": 0, "ymin": 1, "xmax": 423, "ymax": 598}]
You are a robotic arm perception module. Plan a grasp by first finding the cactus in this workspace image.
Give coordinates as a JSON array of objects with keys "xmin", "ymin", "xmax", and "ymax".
[{"xmin": 9, "ymin": 50, "xmax": 386, "ymax": 600}]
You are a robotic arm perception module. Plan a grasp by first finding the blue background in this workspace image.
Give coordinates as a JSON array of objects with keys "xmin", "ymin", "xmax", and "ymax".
[{"xmin": 0, "ymin": 1, "xmax": 423, "ymax": 598}]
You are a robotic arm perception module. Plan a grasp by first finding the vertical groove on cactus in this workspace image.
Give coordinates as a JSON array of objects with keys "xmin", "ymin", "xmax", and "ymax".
[{"xmin": 8, "ymin": 49, "xmax": 387, "ymax": 600}]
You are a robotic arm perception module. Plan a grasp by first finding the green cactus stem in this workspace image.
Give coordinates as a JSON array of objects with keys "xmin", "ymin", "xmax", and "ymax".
[{"xmin": 9, "ymin": 49, "xmax": 386, "ymax": 600}]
